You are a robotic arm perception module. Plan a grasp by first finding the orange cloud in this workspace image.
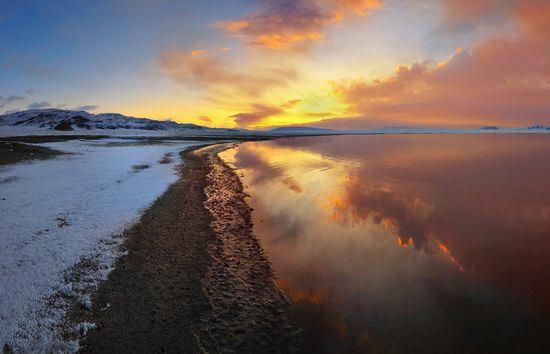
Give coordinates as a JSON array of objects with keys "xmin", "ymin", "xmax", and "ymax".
[
  {"xmin": 231, "ymin": 104, "xmax": 284, "ymax": 127},
  {"xmin": 280, "ymin": 99, "xmax": 301, "ymax": 109},
  {"xmin": 282, "ymin": 176, "xmax": 303, "ymax": 193},
  {"xmin": 230, "ymin": 99, "xmax": 302, "ymax": 127},
  {"xmin": 217, "ymin": 20, "xmax": 249, "ymax": 31},
  {"xmin": 328, "ymin": 0, "xmax": 381, "ymax": 16},
  {"xmin": 190, "ymin": 50, "xmax": 207, "ymax": 57},
  {"xmin": 515, "ymin": 0, "xmax": 550, "ymax": 38},
  {"xmin": 214, "ymin": 0, "xmax": 381, "ymax": 50},
  {"xmin": 198, "ymin": 115, "xmax": 212, "ymax": 123},
  {"xmin": 331, "ymin": 0, "xmax": 550, "ymax": 128},
  {"xmin": 442, "ymin": 0, "xmax": 513, "ymax": 30},
  {"xmin": 159, "ymin": 49, "xmax": 298, "ymax": 97}
]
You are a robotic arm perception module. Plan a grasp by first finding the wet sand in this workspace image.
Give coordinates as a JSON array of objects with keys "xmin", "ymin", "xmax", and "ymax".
[{"xmin": 73, "ymin": 144, "xmax": 300, "ymax": 353}]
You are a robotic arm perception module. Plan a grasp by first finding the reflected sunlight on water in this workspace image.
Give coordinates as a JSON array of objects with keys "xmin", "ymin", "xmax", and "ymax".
[{"xmin": 219, "ymin": 134, "xmax": 550, "ymax": 353}]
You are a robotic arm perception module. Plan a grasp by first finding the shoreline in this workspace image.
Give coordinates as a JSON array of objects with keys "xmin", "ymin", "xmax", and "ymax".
[{"xmin": 71, "ymin": 143, "xmax": 300, "ymax": 352}]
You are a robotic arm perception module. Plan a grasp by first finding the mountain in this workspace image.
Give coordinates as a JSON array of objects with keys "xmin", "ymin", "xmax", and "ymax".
[
  {"xmin": 2, "ymin": 109, "xmax": 549, "ymax": 136},
  {"xmin": 524, "ymin": 125, "xmax": 550, "ymax": 131},
  {"xmin": 478, "ymin": 125, "xmax": 550, "ymax": 132},
  {"xmin": 0, "ymin": 109, "xmax": 234, "ymax": 133},
  {"xmin": 268, "ymin": 126, "xmax": 335, "ymax": 135},
  {"xmin": 349, "ymin": 125, "xmax": 550, "ymax": 134}
]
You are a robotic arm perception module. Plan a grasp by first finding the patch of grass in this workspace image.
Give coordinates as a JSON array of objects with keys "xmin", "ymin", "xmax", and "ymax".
[
  {"xmin": 132, "ymin": 164, "xmax": 150, "ymax": 172},
  {"xmin": 0, "ymin": 142, "xmax": 64, "ymax": 166}
]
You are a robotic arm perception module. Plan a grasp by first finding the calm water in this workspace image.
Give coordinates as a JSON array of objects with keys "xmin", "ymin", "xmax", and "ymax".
[{"xmin": 219, "ymin": 135, "xmax": 550, "ymax": 353}]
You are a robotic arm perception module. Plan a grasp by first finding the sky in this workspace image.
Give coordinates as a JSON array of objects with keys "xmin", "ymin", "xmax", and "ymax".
[{"xmin": 1, "ymin": 0, "xmax": 549, "ymax": 129}]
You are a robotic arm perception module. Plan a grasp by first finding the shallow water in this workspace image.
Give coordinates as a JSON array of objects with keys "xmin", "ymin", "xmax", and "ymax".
[{"xmin": 220, "ymin": 134, "xmax": 550, "ymax": 353}]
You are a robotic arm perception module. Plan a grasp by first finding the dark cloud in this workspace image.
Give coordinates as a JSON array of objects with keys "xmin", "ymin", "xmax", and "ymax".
[
  {"xmin": 230, "ymin": 99, "xmax": 302, "ymax": 127},
  {"xmin": 214, "ymin": 0, "xmax": 381, "ymax": 50},
  {"xmin": 231, "ymin": 104, "xmax": 284, "ymax": 127},
  {"xmin": 74, "ymin": 105, "xmax": 99, "ymax": 111},
  {"xmin": 28, "ymin": 101, "xmax": 52, "ymax": 109},
  {"xmin": 0, "ymin": 95, "xmax": 24, "ymax": 108},
  {"xmin": 214, "ymin": 0, "xmax": 338, "ymax": 50}
]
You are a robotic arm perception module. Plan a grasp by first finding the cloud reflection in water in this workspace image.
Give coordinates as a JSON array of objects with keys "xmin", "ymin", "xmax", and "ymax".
[{"xmin": 220, "ymin": 134, "xmax": 550, "ymax": 353}]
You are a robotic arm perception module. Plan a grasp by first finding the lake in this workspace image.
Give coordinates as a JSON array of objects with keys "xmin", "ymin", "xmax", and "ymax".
[{"xmin": 219, "ymin": 134, "xmax": 550, "ymax": 353}]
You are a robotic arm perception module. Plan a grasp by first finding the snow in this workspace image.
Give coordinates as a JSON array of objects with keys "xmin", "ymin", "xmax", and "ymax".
[
  {"xmin": 0, "ymin": 109, "xmax": 236, "ymax": 134},
  {"xmin": 0, "ymin": 127, "xmax": 235, "ymax": 138},
  {"xmin": 0, "ymin": 138, "xmax": 209, "ymax": 352}
]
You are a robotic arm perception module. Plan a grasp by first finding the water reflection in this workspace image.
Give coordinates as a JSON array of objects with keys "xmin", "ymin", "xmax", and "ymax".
[{"xmin": 219, "ymin": 135, "xmax": 550, "ymax": 353}]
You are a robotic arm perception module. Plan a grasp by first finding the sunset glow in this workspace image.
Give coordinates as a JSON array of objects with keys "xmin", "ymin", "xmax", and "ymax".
[{"xmin": 1, "ymin": 0, "xmax": 549, "ymax": 129}]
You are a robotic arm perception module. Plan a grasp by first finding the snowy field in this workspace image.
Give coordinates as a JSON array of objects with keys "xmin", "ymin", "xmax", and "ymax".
[
  {"xmin": 0, "ymin": 128, "xmax": 238, "ymax": 138},
  {"xmin": 0, "ymin": 138, "xmax": 209, "ymax": 352}
]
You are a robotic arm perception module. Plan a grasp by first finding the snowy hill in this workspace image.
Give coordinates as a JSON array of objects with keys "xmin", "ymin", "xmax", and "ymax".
[
  {"xmin": 2, "ymin": 109, "xmax": 549, "ymax": 136},
  {"xmin": 268, "ymin": 126, "xmax": 335, "ymax": 135},
  {"xmin": 517, "ymin": 125, "xmax": 550, "ymax": 131},
  {"xmin": 344, "ymin": 125, "xmax": 550, "ymax": 135},
  {"xmin": 0, "ymin": 109, "xmax": 233, "ymax": 133},
  {"xmin": 470, "ymin": 125, "xmax": 550, "ymax": 133}
]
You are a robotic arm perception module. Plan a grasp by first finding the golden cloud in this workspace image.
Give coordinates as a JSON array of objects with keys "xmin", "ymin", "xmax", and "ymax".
[
  {"xmin": 331, "ymin": 0, "xmax": 550, "ymax": 128},
  {"xmin": 198, "ymin": 116, "xmax": 212, "ymax": 123},
  {"xmin": 230, "ymin": 99, "xmax": 302, "ymax": 127},
  {"xmin": 213, "ymin": 0, "xmax": 381, "ymax": 50},
  {"xmin": 159, "ymin": 49, "xmax": 299, "ymax": 97}
]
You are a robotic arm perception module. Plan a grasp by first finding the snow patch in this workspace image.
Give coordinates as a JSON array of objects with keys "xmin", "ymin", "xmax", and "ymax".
[{"xmin": 0, "ymin": 139, "xmax": 209, "ymax": 352}]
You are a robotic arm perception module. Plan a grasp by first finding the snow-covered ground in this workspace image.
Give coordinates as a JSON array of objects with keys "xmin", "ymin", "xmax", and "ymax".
[
  {"xmin": 0, "ymin": 139, "xmax": 210, "ymax": 352},
  {"xmin": 0, "ymin": 127, "xmax": 239, "ymax": 137}
]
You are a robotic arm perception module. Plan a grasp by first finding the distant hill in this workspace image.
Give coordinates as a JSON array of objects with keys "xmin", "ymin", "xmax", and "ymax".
[
  {"xmin": 2, "ymin": 109, "xmax": 549, "ymax": 136},
  {"xmin": 518, "ymin": 125, "xmax": 550, "ymax": 131},
  {"xmin": 354, "ymin": 125, "xmax": 550, "ymax": 134},
  {"xmin": 0, "ymin": 109, "xmax": 236, "ymax": 133},
  {"xmin": 268, "ymin": 126, "xmax": 334, "ymax": 135},
  {"xmin": 477, "ymin": 125, "xmax": 550, "ymax": 132}
]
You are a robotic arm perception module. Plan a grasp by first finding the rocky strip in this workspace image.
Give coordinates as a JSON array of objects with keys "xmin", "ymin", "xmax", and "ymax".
[{"xmin": 72, "ymin": 143, "xmax": 300, "ymax": 353}]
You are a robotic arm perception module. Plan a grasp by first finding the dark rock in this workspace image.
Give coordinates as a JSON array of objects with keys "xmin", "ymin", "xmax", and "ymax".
[{"xmin": 54, "ymin": 122, "xmax": 74, "ymax": 131}]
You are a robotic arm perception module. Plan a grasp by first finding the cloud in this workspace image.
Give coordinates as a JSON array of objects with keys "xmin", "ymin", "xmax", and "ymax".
[
  {"xmin": 441, "ymin": 0, "xmax": 514, "ymax": 31},
  {"xmin": 327, "ymin": 0, "xmax": 382, "ymax": 16},
  {"xmin": 214, "ymin": 0, "xmax": 381, "ymax": 50},
  {"xmin": 0, "ymin": 95, "xmax": 24, "ymax": 108},
  {"xmin": 159, "ymin": 49, "xmax": 298, "ymax": 97},
  {"xmin": 231, "ymin": 99, "xmax": 303, "ymax": 127},
  {"xmin": 24, "ymin": 89, "xmax": 36, "ymax": 94},
  {"xmin": 198, "ymin": 116, "xmax": 212, "ymax": 123},
  {"xmin": 280, "ymin": 99, "xmax": 302, "ymax": 109},
  {"xmin": 191, "ymin": 50, "xmax": 208, "ymax": 57},
  {"xmin": 74, "ymin": 105, "xmax": 99, "ymax": 111},
  {"xmin": 28, "ymin": 101, "xmax": 52, "ymax": 109},
  {"xmin": 231, "ymin": 104, "xmax": 284, "ymax": 127},
  {"xmin": 332, "ymin": 0, "xmax": 550, "ymax": 128}
]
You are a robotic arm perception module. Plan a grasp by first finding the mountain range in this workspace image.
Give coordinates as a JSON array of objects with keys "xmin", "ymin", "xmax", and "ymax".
[
  {"xmin": 1, "ymin": 109, "xmax": 549, "ymax": 135},
  {"xmin": 0, "ymin": 109, "xmax": 231, "ymax": 132}
]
